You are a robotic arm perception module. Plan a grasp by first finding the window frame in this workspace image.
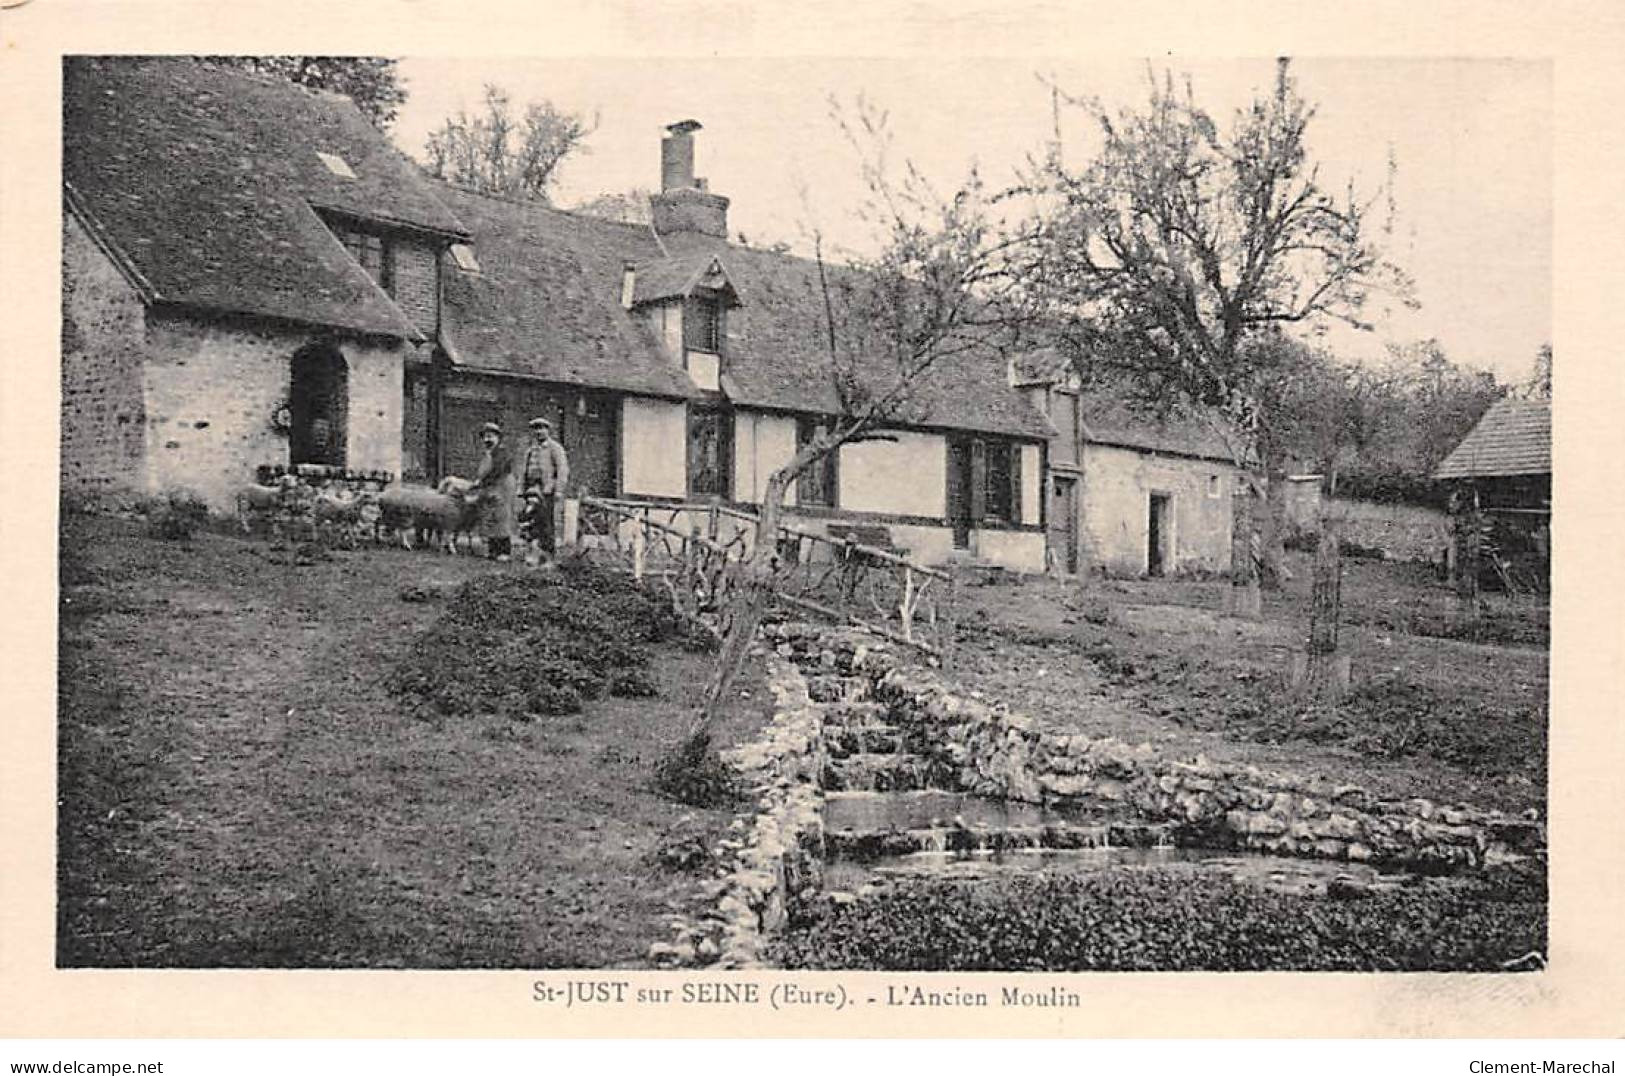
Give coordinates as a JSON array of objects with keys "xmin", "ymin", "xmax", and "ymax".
[
  {"xmin": 684, "ymin": 293, "xmax": 723, "ymax": 354},
  {"xmin": 686, "ymin": 405, "xmax": 734, "ymax": 500}
]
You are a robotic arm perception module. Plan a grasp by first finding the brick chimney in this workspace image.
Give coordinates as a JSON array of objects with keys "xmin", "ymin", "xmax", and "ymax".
[{"xmin": 652, "ymin": 120, "xmax": 730, "ymax": 240}]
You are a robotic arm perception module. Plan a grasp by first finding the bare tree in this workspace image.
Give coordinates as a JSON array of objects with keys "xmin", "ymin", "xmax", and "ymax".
[
  {"xmin": 1027, "ymin": 59, "xmax": 1411, "ymax": 614},
  {"xmin": 571, "ymin": 187, "xmax": 654, "ymax": 226},
  {"xmin": 660, "ymin": 102, "xmax": 1035, "ymax": 787},
  {"xmin": 1522, "ymin": 343, "xmax": 1553, "ymax": 400},
  {"xmin": 424, "ymin": 85, "xmax": 597, "ymax": 203}
]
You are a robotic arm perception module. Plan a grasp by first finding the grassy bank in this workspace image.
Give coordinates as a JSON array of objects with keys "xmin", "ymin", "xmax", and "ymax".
[{"xmin": 57, "ymin": 513, "xmax": 769, "ymax": 968}]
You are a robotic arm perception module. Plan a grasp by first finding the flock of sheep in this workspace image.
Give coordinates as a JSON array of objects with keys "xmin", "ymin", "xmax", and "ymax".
[{"xmin": 235, "ymin": 475, "xmax": 484, "ymax": 553}]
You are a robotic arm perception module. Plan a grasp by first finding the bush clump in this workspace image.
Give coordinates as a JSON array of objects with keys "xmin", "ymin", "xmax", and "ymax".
[
  {"xmin": 652, "ymin": 731, "xmax": 744, "ymax": 809},
  {"xmin": 146, "ymin": 489, "xmax": 211, "ymax": 541},
  {"xmin": 775, "ymin": 867, "xmax": 1545, "ymax": 971},
  {"xmin": 389, "ymin": 561, "xmax": 683, "ymax": 722}
]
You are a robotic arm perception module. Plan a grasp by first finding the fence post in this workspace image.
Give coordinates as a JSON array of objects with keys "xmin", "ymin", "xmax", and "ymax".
[{"xmin": 900, "ymin": 565, "xmax": 915, "ymax": 643}]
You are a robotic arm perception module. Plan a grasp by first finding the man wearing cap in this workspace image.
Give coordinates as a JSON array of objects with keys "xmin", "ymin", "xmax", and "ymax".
[
  {"xmin": 521, "ymin": 416, "xmax": 570, "ymax": 565},
  {"xmin": 470, "ymin": 421, "xmax": 517, "ymax": 561}
]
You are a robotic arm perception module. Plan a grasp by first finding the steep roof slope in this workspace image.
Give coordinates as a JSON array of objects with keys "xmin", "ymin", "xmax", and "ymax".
[
  {"xmin": 692, "ymin": 237, "xmax": 1053, "ymax": 440},
  {"xmin": 436, "ymin": 193, "xmax": 1052, "ymax": 439},
  {"xmin": 63, "ymin": 56, "xmax": 465, "ymax": 340},
  {"xmin": 435, "ymin": 187, "xmax": 696, "ymax": 399},
  {"xmin": 1013, "ymin": 347, "xmax": 1234, "ymax": 461},
  {"xmin": 1434, "ymin": 397, "xmax": 1551, "ymax": 479}
]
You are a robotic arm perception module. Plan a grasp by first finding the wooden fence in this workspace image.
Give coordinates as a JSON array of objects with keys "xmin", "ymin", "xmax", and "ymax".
[{"xmin": 576, "ymin": 497, "xmax": 957, "ymax": 664}]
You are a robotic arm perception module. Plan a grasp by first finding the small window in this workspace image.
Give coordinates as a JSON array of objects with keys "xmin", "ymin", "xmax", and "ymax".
[
  {"xmin": 316, "ymin": 151, "xmax": 357, "ymax": 179},
  {"xmin": 1208, "ymin": 474, "xmax": 1222, "ymax": 499},
  {"xmin": 448, "ymin": 243, "xmax": 481, "ymax": 273},
  {"xmin": 685, "ymin": 295, "xmax": 722, "ymax": 353},
  {"xmin": 335, "ymin": 227, "xmax": 393, "ymax": 295},
  {"xmin": 984, "ymin": 440, "xmax": 1015, "ymax": 524}
]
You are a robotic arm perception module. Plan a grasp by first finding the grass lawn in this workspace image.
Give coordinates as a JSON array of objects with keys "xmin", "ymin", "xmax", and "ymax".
[
  {"xmin": 951, "ymin": 554, "xmax": 1548, "ymax": 815},
  {"xmin": 57, "ymin": 512, "xmax": 771, "ymax": 968}
]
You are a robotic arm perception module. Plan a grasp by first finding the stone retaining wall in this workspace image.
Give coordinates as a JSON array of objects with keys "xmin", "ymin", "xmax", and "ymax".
[
  {"xmin": 770, "ymin": 623, "xmax": 1545, "ymax": 873},
  {"xmin": 647, "ymin": 652, "xmax": 828, "ymax": 969}
]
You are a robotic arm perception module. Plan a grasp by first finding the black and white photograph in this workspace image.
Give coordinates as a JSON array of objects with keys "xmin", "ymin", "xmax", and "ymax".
[
  {"xmin": 50, "ymin": 50, "xmax": 1554, "ymax": 976},
  {"xmin": 9, "ymin": 4, "xmax": 1625, "ymax": 1055}
]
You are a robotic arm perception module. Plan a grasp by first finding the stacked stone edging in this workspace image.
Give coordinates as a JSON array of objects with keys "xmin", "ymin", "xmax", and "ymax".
[
  {"xmin": 771, "ymin": 622, "xmax": 1545, "ymax": 873},
  {"xmin": 647, "ymin": 651, "xmax": 828, "ymax": 969}
]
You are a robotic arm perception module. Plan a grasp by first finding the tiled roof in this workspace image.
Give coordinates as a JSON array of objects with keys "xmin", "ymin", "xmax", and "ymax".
[
  {"xmin": 1014, "ymin": 347, "xmax": 1234, "ymax": 461},
  {"xmin": 435, "ymin": 187, "xmax": 697, "ymax": 399},
  {"xmin": 1433, "ymin": 397, "xmax": 1551, "ymax": 479},
  {"xmin": 670, "ymin": 235, "xmax": 1054, "ymax": 440},
  {"xmin": 630, "ymin": 251, "xmax": 735, "ymax": 305},
  {"xmin": 63, "ymin": 56, "xmax": 466, "ymax": 340},
  {"xmin": 438, "ymin": 194, "xmax": 1053, "ymax": 440}
]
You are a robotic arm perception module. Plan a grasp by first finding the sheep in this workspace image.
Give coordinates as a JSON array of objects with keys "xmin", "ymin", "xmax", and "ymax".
[
  {"xmin": 376, "ymin": 484, "xmax": 480, "ymax": 553},
  {"xmin": 235, "ymin": 474, "xmax": 301, "ymax": 536},
  {"xmin": 310, "ymin": 486, "xmax": 373, "ymax": 548}
]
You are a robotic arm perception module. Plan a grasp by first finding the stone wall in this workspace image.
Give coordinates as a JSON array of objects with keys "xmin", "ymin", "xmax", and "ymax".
[
  {"xmin": 61, "ymin": 212, "xmax": 148, "ymax": 493},
  {"xmin": 1331, "ymin": 497, "xmax": 1450, "ymax": 563},
  {"xmin": 648, "ymin": 653, "xmax": 829, "ymax": 969},
  {"xmin": 773, "ymin": 623, "xmax": 1545, "ymax": 874},
  {"xmin": 143, "ymin": 314, "xmax": 406, "ymax": 512},
  {"xmin": 1080, "ymin": 443, "xmax": 1235, "ymax": 575}
]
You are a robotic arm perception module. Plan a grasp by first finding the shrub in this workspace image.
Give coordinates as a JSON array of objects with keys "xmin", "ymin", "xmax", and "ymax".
[
  {"xmin": 774, "ymin": 867, "xmax": 1545, "ymax": 971},
  {"xmin": 389, "ymin": 560, "xmax": 677, "ymax": 722},
  {"xmin": 652, "ymin": 731, "xmax": 744, "ymax": 809},
  {"xmin": 147, "ymin": 489, "xmax": 210, "ymax": 541}
]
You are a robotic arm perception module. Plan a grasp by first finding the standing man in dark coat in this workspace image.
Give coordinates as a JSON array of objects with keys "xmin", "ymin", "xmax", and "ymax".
[
  {"xmin": 520, "ymin": 416, "xmax": 570, "ymax": 566},
  {"xmin": 471, "ymin": 421, "xmax": 517, "ymax": 561}
]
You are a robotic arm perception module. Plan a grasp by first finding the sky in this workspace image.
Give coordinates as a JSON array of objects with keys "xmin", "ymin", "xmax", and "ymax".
[{"xmin": 391, "ymin": 57, "xmax": 1552, "ymax": 384}]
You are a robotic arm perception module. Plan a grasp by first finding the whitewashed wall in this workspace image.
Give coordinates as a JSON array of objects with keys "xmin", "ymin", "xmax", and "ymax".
[
  {"xmin": 621, "ymin": 397, "xmax": 687, "ymax": 498},
  {"xmin": 838, "ymin": 430, "xmax": 946, "ymax": 519},
  {"xmin": 733, "ymin": 411, "xmax": 799, "ymax": 505},
  {"xmin": 1080, "ymin": 443, "xmax": 1234, "ymax": 574}
]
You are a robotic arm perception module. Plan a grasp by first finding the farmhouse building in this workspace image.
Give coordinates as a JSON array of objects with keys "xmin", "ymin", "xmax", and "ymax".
[
  {"xmin": 62, "ymin": 57, "xmax": 472, "ymax": 512},
  {"xmin": 1434, "ymin": 396, "xmax": 1551, "ymax": 586},
  {"xmin": 61, "ymin": 56, "xmax": 1236, "ymax": 577},
  {"xmin": 1011, "ymin": 350, "xmax": 1237, "ymax": 576}
]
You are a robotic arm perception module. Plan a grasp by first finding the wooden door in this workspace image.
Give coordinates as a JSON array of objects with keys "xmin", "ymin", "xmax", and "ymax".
[{"xmin": 1148, "ymin": 492, "xmax": 1171, "ymax": 576}]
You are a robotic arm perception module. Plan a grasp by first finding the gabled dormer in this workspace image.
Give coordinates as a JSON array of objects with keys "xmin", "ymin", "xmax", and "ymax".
[{"xmin": 621, "ymin": 251, "xmax": 740, "ymax": 392}]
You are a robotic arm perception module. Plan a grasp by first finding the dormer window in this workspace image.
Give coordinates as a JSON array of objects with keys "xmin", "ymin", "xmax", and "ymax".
[
  {"xmin": 331, "ymin": 224, "xmax": 394, "ymax": 295},
  {"xmin": 685, "ymin": 294, "xmax": 722, "ymax": 353}
]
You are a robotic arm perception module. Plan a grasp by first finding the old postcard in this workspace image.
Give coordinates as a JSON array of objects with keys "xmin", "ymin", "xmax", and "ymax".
[{"xmin": 2, "ymin": 0, "xmax": 1621, "ymax": 1044}]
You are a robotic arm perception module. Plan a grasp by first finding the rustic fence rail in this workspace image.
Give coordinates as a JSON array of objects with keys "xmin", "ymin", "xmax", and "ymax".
[{"xmin": 577, "ymin": 497, "xmax": 957, "ymax": 664}]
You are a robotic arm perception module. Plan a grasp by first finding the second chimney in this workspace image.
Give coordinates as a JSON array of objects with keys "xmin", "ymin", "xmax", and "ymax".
[
  {"xmin": 652, "ymin": 119, "xmax": 730, "ymax": 240},
  {"xmin": 661, "ymin": 119, "xmax": 702, "ymax": 191}
]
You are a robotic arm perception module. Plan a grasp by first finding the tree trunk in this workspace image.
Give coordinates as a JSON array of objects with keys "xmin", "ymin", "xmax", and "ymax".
[
  {"xmin": 1291, "ymin": 511, "xmax": 1349, "ymax": 701},
  {"xmin": 1259, "ymin": 452, "xmax": 1289, "ymax": 589},
  {"xmin": 690, "ymin": 470, "xmax": 791, "ymax": 739},
  {"xmin": 1227, "ymin": 483, "xmax": 1262, "ymax": 619},
  {"xmin": 1452, "ymin": 485, "xmax": 1482, "ymax": 624}
]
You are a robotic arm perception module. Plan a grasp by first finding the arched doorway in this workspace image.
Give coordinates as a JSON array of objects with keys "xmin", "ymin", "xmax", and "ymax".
[{"xmin": 289, "ymin": 341, "xmax": 348, "ymax": 467}]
